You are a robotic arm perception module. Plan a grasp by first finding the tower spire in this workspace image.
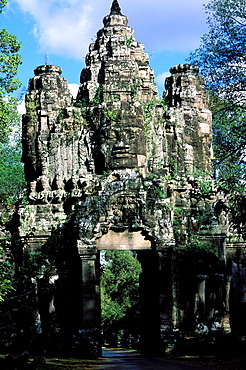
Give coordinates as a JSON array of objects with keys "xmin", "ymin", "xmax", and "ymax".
[{"xmin": 110, "ymin": 0, "xmax": 122, "ymax": 15}]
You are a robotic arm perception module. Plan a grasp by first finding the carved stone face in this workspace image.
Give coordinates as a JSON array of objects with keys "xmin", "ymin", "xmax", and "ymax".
[{"xmin": 100, "ymin": 117, "xmax": 146, "ymax": 170}]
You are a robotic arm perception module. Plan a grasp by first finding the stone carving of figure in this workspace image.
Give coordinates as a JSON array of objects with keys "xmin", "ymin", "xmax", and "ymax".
[
  {"xmin": 99, "ymin": 116, "xmax": 146, "ymax": 170},
  {"xmin": 53, "ymin": 175, "xmax": 63, "ymax": 190},
  {"xmin": 53, "ymin": 175, "xmax": 66, "ymax": 203},
  {"xmin": 36, "ymin": 175, "xmax": 51, "ymax": 204},
  {"xmin": 29, "ymin": 181, "xmax": 37, "ymax": 203}
]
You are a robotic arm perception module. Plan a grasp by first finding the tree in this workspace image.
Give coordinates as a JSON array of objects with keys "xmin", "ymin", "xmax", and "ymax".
[
  {"xmin": 0, "ymin": 0, "xmax": 24, "ymax": 307},
  {"xmin": 0, "ymin": 0, "xmax": 22, "ymax": 142},
  {"xmin": 189, "ymin": 0, "xmax": 246, "ymax": 190},
  {"xmin": 0, "ymin": 126, "xmax": 26, "ymax": 204},
  {"xmin": 100, "ymin": 250, "xmax": 142, "ymax": 347},
  {"xmin": 0, "ymin": 1, "xmax": 24, "ymax": 205}
]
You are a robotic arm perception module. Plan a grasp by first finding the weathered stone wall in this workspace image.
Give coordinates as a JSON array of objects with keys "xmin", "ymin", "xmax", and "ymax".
[
  {"xmin": 165, "ymin": 64, "xmax": 213, "ymax": 175},
  {"xmin": 22, "ymin": 65, "xmax": 94, "ymax": 205}
]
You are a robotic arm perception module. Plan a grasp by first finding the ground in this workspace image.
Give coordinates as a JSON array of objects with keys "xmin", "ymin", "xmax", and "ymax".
[{"xmin": 1, "ymin": 348, "xmax": 246, "ymax": 369}]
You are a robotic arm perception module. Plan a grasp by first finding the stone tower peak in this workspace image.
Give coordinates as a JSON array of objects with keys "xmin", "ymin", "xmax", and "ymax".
[{"xmin": 110, "ymin": 0, "xmax": 122, "ymax": 15}]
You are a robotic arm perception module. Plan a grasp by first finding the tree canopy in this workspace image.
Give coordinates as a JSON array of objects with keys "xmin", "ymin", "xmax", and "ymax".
[
  {"xmin": 0, "ymin": 123, "xmax": 26, "ymax": 204},
  {"xmin": 190, "ymin": 0, "xmax": 246, "ymax": 190},
  {"xmin": 100, "ymin": 250, "xmax": 142, "ymax": 347},
  {"xmin": 0, "ymin": 0, "xmax": 24, "ymax": 307},
  {"xmin": 0, "ymin": 0, "xmax": 22, "ymax": 142},
  {"xmin": 0, "ymin": 0, "xmax": 24, "ymax": 206}
]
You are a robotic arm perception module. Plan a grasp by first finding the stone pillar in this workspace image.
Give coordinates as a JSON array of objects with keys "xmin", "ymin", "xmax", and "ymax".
[
  {"xmin": 159, "ymin": 250, "xmax": 174, "ymax": 354},
  {"xmin": 77, "ymin": 242, "xmax": 101, "ymax": 357},
  {"xmin": 137, "ymin": 249, "xmax": 174, "ymax": 356},
  {"xmin": 214, "ymin": 273, "xmax": 225, "ymax": 327},
  {"xmin": 195, "ymin": 275, "xmax": 208, "ymax": 323},
  {"xmin": 159, "ymin": 250, "xmax": 173, "ymax": 331},
  {"xmin": 138, "ymin": 250, "xmax": 160, "ymax": 357},
  {"xmin": 223, "ymin": 276, "xmax": 231, "ymax": 333}
]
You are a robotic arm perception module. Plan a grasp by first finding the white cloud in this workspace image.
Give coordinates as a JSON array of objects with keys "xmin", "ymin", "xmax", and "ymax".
[
  {"xmin": 17, "ymin": 98, "xmax": 26, "ymax": 114},
  {"xmin": 155, "ymin": 72, "xmax": 171, "ymax": 92},
  {"xmin": 13, "ymin": 0, "xmax": 95, "ymax": 59},
  {"xmin": 12, "ymin": 0, "xmax": 209, "ymax": 60},
  {"xmin": 68, "ymin": 83, "xmax": 79, "ymax": 99}
]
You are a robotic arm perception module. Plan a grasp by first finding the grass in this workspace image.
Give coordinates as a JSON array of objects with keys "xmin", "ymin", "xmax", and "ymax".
[{"xmin": 34, "ymin": 358, "xmax": 101, "ymax": 369}]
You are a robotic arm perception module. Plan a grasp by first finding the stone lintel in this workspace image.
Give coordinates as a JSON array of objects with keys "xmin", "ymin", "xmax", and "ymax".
[
  {"xmin": 20, "ymin": 235, "xmax": 51, "ymax": 252},
  {"xmin": 77, "ymin": 241, "xmax": 98, "ymax": 258},
  {"xmin": 96, "ymin": 229, "xmax": 151, "ymax": 250}
]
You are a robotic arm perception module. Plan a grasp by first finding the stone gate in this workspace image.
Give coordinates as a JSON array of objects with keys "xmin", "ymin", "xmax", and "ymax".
[{"xmin": 16, "ymin": 0, "xmax": 246, "ymax": 357}]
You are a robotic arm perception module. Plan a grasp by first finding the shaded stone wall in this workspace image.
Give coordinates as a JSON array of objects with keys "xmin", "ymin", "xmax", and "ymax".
[
  {"xmin": 165, "ymin": 64, "xmax": 213, "ymax": 175},
  {"xmin": 22, "ymin": 65, "xmax": 94, "ymax": 204},
  {"xmin": 13, "ymin": 0, "xmax": 246, "ymax": 358}
]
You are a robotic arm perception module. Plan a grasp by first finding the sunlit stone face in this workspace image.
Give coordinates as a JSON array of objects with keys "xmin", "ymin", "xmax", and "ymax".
[{"xmin": 99, "ymin": 117, "xmax": 147, "ymax": 170}]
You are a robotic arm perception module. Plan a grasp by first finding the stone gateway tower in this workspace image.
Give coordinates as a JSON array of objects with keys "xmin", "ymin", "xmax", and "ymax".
[{"xmin": 16, "ymin": 0, "xmax": 246, "ymax": 357}]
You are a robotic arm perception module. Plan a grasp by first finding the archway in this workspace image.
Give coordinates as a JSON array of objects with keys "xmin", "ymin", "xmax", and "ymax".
[{"xmin": 95, "ymin": 229, "xmax": 164, "ymax": 357}]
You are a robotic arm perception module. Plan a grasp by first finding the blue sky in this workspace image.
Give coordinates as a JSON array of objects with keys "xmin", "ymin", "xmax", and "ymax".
[{"xmin": 2, "ymin": 0, "xmax": 209, "ymax": 96}]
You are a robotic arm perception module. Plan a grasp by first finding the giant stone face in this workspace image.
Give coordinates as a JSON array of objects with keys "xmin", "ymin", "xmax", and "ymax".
[{"xmin": 98, "ymin": 103, "xmax": 147, "ymax": 170}]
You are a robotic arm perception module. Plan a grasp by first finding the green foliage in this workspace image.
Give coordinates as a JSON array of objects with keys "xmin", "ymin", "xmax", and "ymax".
[
  {"xmin": 173, "ymin": 204, "xmax": 218, "ymax": 257},
  {"xmin": 0, "ymin": 143, "xmax": 25, "ymax": 204},
  {"xmin": 189, "ymin": 0, "xmax": 246, "ymax": 191},
  {"xmin": 101, "ymin": 170, "xmax": 110, "ymax": 179},
  {"xmin": 25, "ymin": 95, "xmax": 38, "ymax": 112},
  {"xmin": 74, "ymin": 98, "xmax": 90, "ymax": 120},
  {"xmin": 0, "ymin": 240, "xmax": 56, "ymax": 344},
  {"xmin": 74, "ymin": 97, "xmax": 87, "ymax": 109},
  {"xmin": 27, "ymin": 250, "xmax": 53, "ymax": 279},
  {"xmin": 0, "ymin": 1, "xmax": 22, "ymax": 142},
  {"xmin": 153, "ymin": 188, "xmax": 168, "ymax": 199},
  {"xmin": 104, "ymin": 109, "xmax": 118, "ymax": 122},
  {"xmin": 100, "ymin": 250, "xmax": 142, "ymax": 346},
  {"xmin": 141, "ymin": 98, "xmax": 166, "ymax": 146},
  {"xmin": 0, "ymin": 98, "xmax": 14, "ymax": 142},
  {"xmin": 92, "ymin": 85, "xmax": 104, "ymax": 105},
  {"xmin": 74, "ymin": 86, "xmax": 104, "ymax": 121},
  {"xmin": 131, "ymin": 78, "xmax": 141, "ymax": 97},
  {"xmin": 73, "ymin": 109, "xmax": 84, "ymax": 125},
  {"xmin": 141, "ymin": 54, "xmax": 149, "ymax": 64},
  {"xmin": 0, "ymin": 245, "xmax": 15, "ymax": 302},
  {"xmin": 170, "ymin": 158, "xmax": 178, "ymax": 179},
  {"xmin": 0, "ymin": 105, "xmax": 26, "ymax": 205},
  {"xmin": 193, "ymin": 168, "xmax": 214, "ymax": 198},
  {"xmin": 147, "ymin": 172, "xmax": 157, "ymax": 180},
  {"xmin": 0, "ymin": 0, "xmax": 25, "ymax": 309},
  {"xmin": 124, "ymin": 34, "xmax": 133, "ymax": 48},
  {"xmin": 142, "ymin": 98, "xmax": 166, "ymax": 121},
  {"xmin": 0, "ymin": 1, "xmax": 25, "ymax": 205},
  {"xmin": 228, "ymin": 192, "xmax": 246, "ymax": 239},
  {"xmin": 177, "ymin": 235, "xmax": 217, "ymax": 256},
  {"xmin": 0, "ymin": 0, "xmax": 7, "ymax": 12},
  {"xmin": 190, "ymin": 0, "xmax": 246, "ymax": 104},
  {"xmin": 145, "ymin": 176, "xmax": 168, "ymax": 199},
  {"xmin": 210, "ymin": 94, "xmax": 246, "ymax": 190},
  {"xmin": 0, "ymin": 29, "xmax": 22, "ymax": 94}
]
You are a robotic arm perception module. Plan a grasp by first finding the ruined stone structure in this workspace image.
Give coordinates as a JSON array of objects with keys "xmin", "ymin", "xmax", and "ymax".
[{"xmin": 16, "ymin": 0, "xmax": 246, "ymax": 357}]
